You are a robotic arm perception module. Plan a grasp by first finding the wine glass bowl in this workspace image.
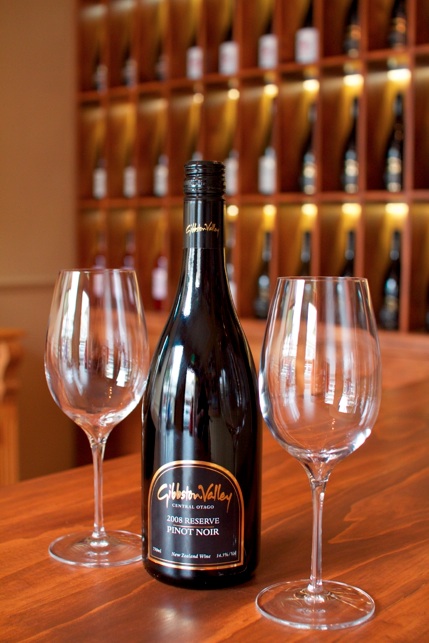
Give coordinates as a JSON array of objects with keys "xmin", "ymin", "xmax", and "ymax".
[
  {"xmin": 45, "ymin": 269, "xmax": 150, "ymax": 567},
  {"xmin": 257, "ymin": 277, "xmax": 382, "ymax": 630}
]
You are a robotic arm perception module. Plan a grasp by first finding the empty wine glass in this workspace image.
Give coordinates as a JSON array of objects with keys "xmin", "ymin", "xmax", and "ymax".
[
  {"xmin": 45, "ymin": 269, "xmax": 150, "ymax": 567},
  {"xmin": 257, "ymin": 277, "xmax": 382, "ymax": 630}
]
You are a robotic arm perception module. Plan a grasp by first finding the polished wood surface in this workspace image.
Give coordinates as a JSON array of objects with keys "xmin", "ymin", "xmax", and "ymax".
[{"xmin": 1, "ymin": 332, "xmax": 429, "ymax": 641}]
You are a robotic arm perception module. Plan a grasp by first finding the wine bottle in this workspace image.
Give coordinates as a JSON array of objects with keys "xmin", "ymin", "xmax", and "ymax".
[
  {"xmin": 300, "ymin": 102, "xmax": 317, "ymax": 195},
  {"xmin": 224, "ymin": 149, "xmax": 239, "ymax": 196},
  {"xmin": 295, "ymin": 0, "xmax": 319, "ymax": 64},
  {"xmin": 122, "ymin": 42, "xmax": 137, "ymax": 87},
  {"xmin": 123, "ymin": 146, "xmax": 137, "ymax": 198},
  {"xmin": 92, "ymin": 147, "xmax": 107, "ymax": 200},
  {"xmin": 258, "ymin": 97, "xmax": 277, "ymax": 195},
  {"xmin": 122, "ymin": 230, "xmax": 136, "ymax": 269},
  {"xmin": 153, "ymin": 154, "xmax": 169, "ymax": 197},
  {"xmin": 142, "ymin": 161, "xmax": 262, "ymax": 588},
  {"xmin": 219, "ymin": 2, "xmax": 238, "ymax": 75},
  {"xmin": 297, "ymin": 230, "xmax": 312, "ymax": 276},
  {"xmin": 384, "ymin": 93, "xmax": 404, "ymax": 193},
  {"xmin": 253, "ymin": 229, "xmax": 272, "ymax": 319},
  {"xmin": 341, "ymin": 97, "xmax": 359, "ymax": 194},
  {"xmin": 379, "ymin": 229, "xmax": 401, "ymax": 330},
  {"xmin": 151, "ymin": 252, "xmax": 168, "ymax": 310},
  {"xmin": 93, "ymin": 45, "xmax": 107, "ymax": 92},
  {"xmin": 91, "ymin": 230, "xmax": 107, "ymax": 268},
  {"xmin": 258, "ymin": 3, "xmax": 278, "ymax": 69},
  {"xmin": 343, "ymin": 0, "xmax": 360, "ymax": 57},
  {"xmin": 186, "ymin": 31, "xmax": 203, "ymax": 79},
  {"xmin": 340, "ymin": 229, "xmax": 355, "ymax": 277},
  {"xmin": 388, "ymin": 0, "xmax": 407, "ymax": 49}
]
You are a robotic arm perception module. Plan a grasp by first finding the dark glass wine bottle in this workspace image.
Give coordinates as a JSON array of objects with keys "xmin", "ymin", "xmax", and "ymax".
[
  {"xmin": 142, "ymin": 161, "xmax": 262, "ymax": 588},
  {"xmin": 379, "ymin": 229, "xmax": 401, "ymax": 330},
  {"xmin": 297, "ymin": 230, "xmax": 312, "ymax": 276},
  {"xmin": 340, "ymin": 229, "xmax": 355, "ymax": 277},
  {"xmin": 388, "ymin": 0, "xmax": 407, "ymax": 49},
  {"xmin": 258, "ymin": 96, "xmax": 277, "ymax": 195},
  {"xmin": 343, "ymin": 0, "xmax": 360, "ymax": 57},
  {"xmin": 253, "ymin": 229, "xmax": 272, "ymax": 319},
  {"xmin": 300, "ymin": 102, "xmax": 317, "ymax": 195},
  {"xmin": 384, "ymin": 93, "xmax": 404, "ymax": 192},
  {"xmin": 342, "ymin": 97, "xmax": 359, "ymax": 194}
]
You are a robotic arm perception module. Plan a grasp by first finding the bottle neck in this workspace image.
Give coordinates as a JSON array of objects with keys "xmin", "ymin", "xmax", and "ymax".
[{"xmin": 177, "ymin": 197, "xmax": 231, "ymax": 309}]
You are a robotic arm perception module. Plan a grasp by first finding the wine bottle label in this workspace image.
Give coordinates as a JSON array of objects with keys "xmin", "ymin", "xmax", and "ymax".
[
  {"xmin": 186, "ymin": 46, "xmax": 203, "ymax": 79},
  {"xmin": 258, "ymin": 149, "xmax": 277, "ymax": 195},
  {"xmin": 295, "ymin": 27, "xmax": 319, "ymax": 63},
  {"xmin": 123, "ymin": 165, "xmax": 137, "ymax": 198},
  {"xmin": 151, "ymin": 264, "xmax": 168, "ymax": 300},
  {"xmin": 258, "ymin": 34, "xmax": 278, "ymax": 69},
  {"xmin": 219, "ymin": 41, "xmax": 239, "ymax": 75},
  {"xmin": 93, "ymin": 167, "xmax": 107, "ymax": 199},
  {"xmin": 224, "ymin": 155, "xmax": 238, "ymax": 195},
  {"xmin": 153, "ymin": 163, "xmax": 168, "ymax": 197},
  {"xmin": 148, "ymin": 460, "xmax": 244, "ymax": 570}
]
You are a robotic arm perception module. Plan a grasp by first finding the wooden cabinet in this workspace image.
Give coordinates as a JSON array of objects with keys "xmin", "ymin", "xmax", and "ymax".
[
  {"xmin": 0, "ymin": 330, "xmax": 24, "ymax": 486},
  {"xmin": 76, "ymin": 0, "xmax": 429, "ymax": 333}
]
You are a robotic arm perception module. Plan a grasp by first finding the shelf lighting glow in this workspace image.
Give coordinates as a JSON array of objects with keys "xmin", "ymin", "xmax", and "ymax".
[
  {"xmin": 228, "ymin": 88, "xmax": 240, "ymax": 101},
  {"xmin": 343, "ymin": 73, "xmax": 363, "ymax": 88},
  {"xmin": 342, "ymin": 203, "xmax": 362, "ymax": 218},
  {"xmin": 301, "ymin": 203, "xmax": 317, "ymax": 218},
  {"xmin": 263, "ymin": 204, "xmax": 277, "ymax": 230},
  {"xmin": 387, "ymin": 67, "xmax": 411, "ymax": 82},
  {"xmin": 263, "ymin": 83, "xmax": 279, "ymax": 98},
  {"xmin": 193, "ymin": 92, "xmax": 204, "ymax": 104},
  {"xmin": 385, "ymin": 202, "xmax": 408, "ymax": 220},
  {"xmin": 303, "ymin": 78, "xmax": 319, "ymax": 92},
  {"xmin": 227, "ymin": 204, "xmax": 239, "ymax": 218}
]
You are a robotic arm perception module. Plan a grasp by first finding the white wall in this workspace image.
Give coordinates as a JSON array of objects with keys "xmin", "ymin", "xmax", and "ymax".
[{"xmin": 0, "ymin": 0, "xmax": 76, "ymax": 478}]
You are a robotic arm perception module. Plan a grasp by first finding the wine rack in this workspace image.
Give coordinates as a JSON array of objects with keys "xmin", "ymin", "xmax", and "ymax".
[{"xmin": 76, "ymin": 0, "xmax": 429, "ymax": 333}]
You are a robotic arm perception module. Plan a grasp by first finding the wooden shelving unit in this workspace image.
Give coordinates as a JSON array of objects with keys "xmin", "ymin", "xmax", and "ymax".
[{"xmin": 76, "ymin": 0, "xmax": 429, "ymax": 333}]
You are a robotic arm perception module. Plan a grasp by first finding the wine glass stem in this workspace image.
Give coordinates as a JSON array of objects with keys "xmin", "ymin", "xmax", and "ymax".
[
  {"xmin": 90, "ymin": 437, "xmax": 107, "ymax": 540},
  {"xmin": 308, "ymin": 478, "xmax": 327, "ymax": 597}
]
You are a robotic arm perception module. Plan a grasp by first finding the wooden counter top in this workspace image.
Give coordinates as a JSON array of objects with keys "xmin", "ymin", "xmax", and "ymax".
[{"xmin": 1, "ymin": 331, "xmax": 429, "ymax": 641}]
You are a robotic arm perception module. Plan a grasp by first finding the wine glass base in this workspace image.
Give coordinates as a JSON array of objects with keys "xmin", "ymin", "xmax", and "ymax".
[
  {"xmin": 256, "ymin": 579, "xmax": 375, "ymax": 630},
  {"xmin": 49, "ymin": 530, "xmax": 142, "ymax": 567}
]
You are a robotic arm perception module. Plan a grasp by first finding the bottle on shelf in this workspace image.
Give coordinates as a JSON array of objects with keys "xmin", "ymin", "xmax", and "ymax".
[
  {"xmin": 92, "ymin": 147, "xmax": 107, "ymax": 200},
  {"xmin": 153, "ymin": 154, "xmax": 169, "ymax": 197},
  {"xmin": 388, "ymin": 0, "xmax": 407, "ymax": 49},
  {"xmin": 219, "ymin": 2, "xmax": 238, "ymax": 75},
  {"xmin": 122, "ymin": 42, "xmax": 137, "ymax": 87},
  {"xmin": 258, "ymin": 95, "xmax": 277, "ymax": 195},
  {"xmin": 91, "ymin": 230, "xmax": 107, "ymax": 269},
  {"xmin": 123, "ymin": 146, "xmax": 137, "ymax": 198},
  {"xmin": 343, "ymin": 0, "xmax": 360, "ymax": 57},
  {"xmin": 121, "ymin": 230, "xmax": 136, "ymax": 269},
  {"xmin": 295, "ymin": 0, "xmax": 319, "ymax": 64},
  {"xmin": 186, "ymin": 31, "xmax": 203, "ymax": 79},
  {"xmin": 93, "ymin": 45, "xmax": 107, "ymax": 92},
  {"xmin": 378, "ymin": 229, "xmax": 401, "ymax": 330},
  {"xmin": 341, "ymin": 97, "xmax": 359, "ymax": 194},
  {"xmin": 384, "ymin": 93, "xmax": 404, "ymax": 193},
  {"xmin": 340, "ymin": 229, "xmax": 356, "ymax": 277},
  {"xmin": 258, "ymin": 3, "xmax": 278, "ymax": 69},
  {"xmin": 151, "ymin": 250, "xmax": 168, "ymax": 310},
  {"xmin": 297, "ymin": 230, "xmax": 312, "ymax": 276},
  {"xmin": 299, "ymin": 102, "xmax": 317, "ymax": 196},
  {"xmin": 253, "ymin": 229, "xmax": 273, "ymax": 319},
  {"xmin": 142, "ymin": 161, "xmax": 261, "ymax": 588}
]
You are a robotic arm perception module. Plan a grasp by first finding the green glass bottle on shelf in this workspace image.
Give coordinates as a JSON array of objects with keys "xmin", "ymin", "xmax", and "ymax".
[
  {"xmin": 340, "ymin": 230, "xmax": 356, "ymax": 277},
  {"xmin": 388, "ymin": 0, "xmax": 407, "ymax": 49},
  {"xmin": 379, "ymin": 229, "xmax": 401, "ymax": 330},
  {"xmin": 343, "ymin": 0, "xmax": 360, "ymax": 57},
  {"xmin": 341, "ymin": 98, "xmax": 359, "ymax": 194},
  {"xmin": 384, "ymin": 93, "xmax": 404, "ymax": 193},
  {"xmin": 253, "ymin": 230, "xmax": 273, "ymax": 319},
  {"xmin": 297, "ymin": 230, "xmax": 312, "ymax": 276},
  {"xmin": 300, "ymin": 102, "xmax": 317, "ymax": 196}
]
